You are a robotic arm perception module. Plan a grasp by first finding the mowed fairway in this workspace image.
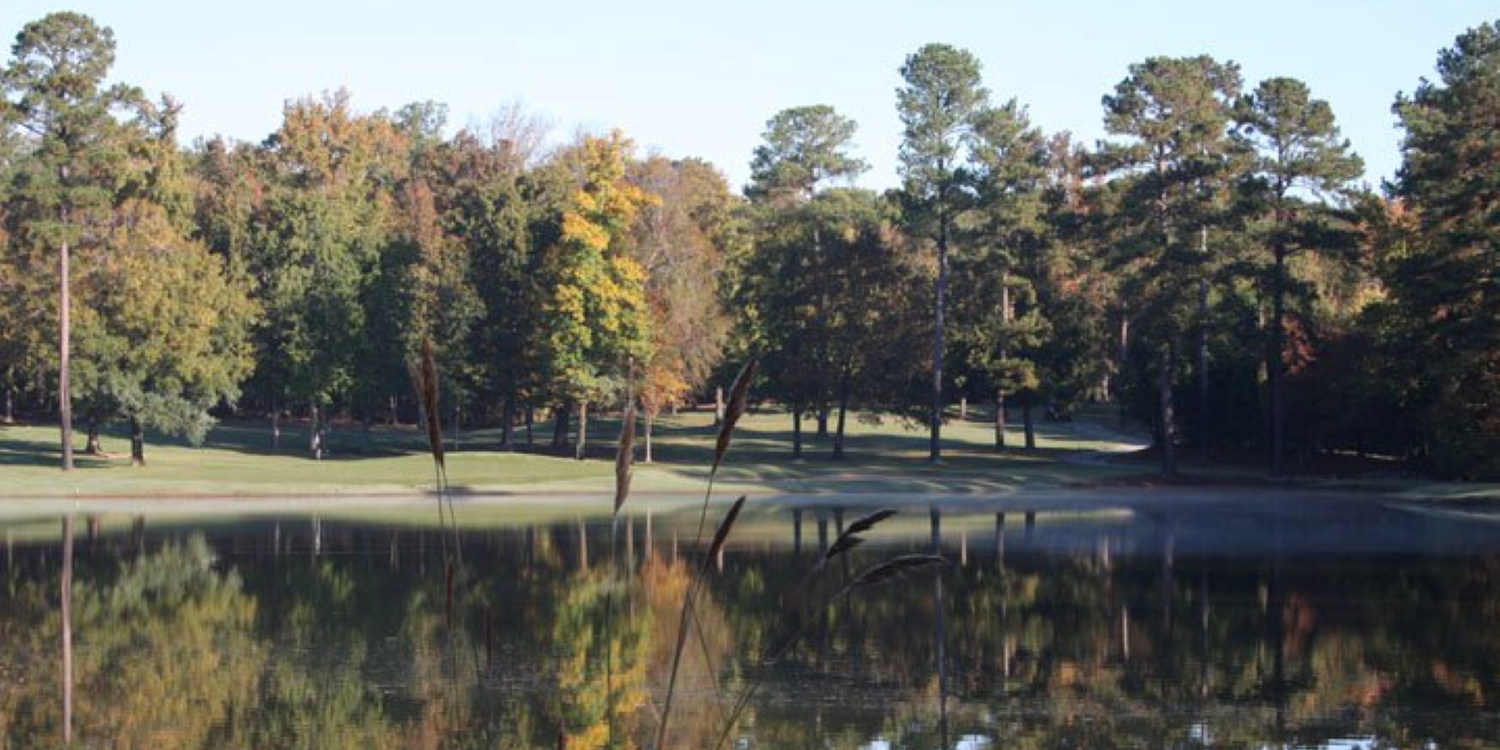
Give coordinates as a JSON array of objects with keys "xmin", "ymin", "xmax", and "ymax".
[{"xmin": 0, "ymin": 406, "xmax": 1145, "ymax": 498}]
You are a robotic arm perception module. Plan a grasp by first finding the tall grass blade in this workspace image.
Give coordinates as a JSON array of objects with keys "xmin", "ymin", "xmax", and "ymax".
[
  {"xmin": 843, "ymin": 508, "xmax": 897, "ymax": 538},
  {"xmin": 711, "ymin": 360, "xmax": 757, "ymax": 476},
  {"xmin": 841, "ymin": 554, "xmax": 946, "ymax": 594},
  {"xmin": 703, "ymin": 495, "xmax": 746, "ymax": 574},
  {"xmin": 824, "ymin": 534, "xmax": 866, "ymax": 561},
  {"xmin": 408, "ymin": 338, "xmax": 444, "ymax": 470},
  {"xmin": 614, "ymin": 406, "xmax": 636, "ymax": 515},
  {"xmin": 823, "ymin": 508, "xmax": 897, "ymax": 565}
]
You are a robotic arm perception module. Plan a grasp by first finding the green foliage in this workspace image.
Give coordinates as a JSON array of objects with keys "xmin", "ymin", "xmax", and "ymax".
[
  {"xmin": 747, "ymin": 105, "xmax": 867, "ymax": 202},
  {"xmin": 537, "ymin": 132, "xmax": 655, "ymax": 407},
  {"xmin": 896, "ymin": 43, "xmax": 988, "ymax": 221},
  {"xmin": 1378, "ymin": 20, "xmax": 1500, "ymax": 477},
  {"xmin": 71, "ymin": 200, "xmax": 256, "ymax": 446},
  {"xmin": 250, "ymin": 91, "xmax": 404, "ymax": 412},
  {"xmin": 4, "ymin": 9, "xmax": 1498, "ymax": 479}
]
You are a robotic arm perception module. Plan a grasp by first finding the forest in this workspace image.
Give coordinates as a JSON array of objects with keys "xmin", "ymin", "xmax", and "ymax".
[{"xmin": 1, "ymin": 12, "xmax": 1497, "ymax": 478}]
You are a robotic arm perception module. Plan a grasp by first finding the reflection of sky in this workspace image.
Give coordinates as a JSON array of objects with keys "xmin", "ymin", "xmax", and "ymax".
[
  {"xmin": 855, "ymin": 732, "xmax": 1402, "ymax": 750},
  {"xmin": 860, "ymin": 737, "xmax": 989, "ymax": 750},
  {"xmin": 1292, "ymin": 738, "xmax": 1378, "ymax": 750}
]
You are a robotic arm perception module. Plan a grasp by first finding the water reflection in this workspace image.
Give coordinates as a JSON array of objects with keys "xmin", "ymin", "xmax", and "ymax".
[{"xmin": 0, "ymin": 498, "xmax": 1497, "ymax": 749}]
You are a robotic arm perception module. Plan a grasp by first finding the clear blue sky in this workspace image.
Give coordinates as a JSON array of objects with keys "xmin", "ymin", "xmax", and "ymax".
[{"xmin": 3, "ymin": 1, "xmax": 1494, "ymax": 192}]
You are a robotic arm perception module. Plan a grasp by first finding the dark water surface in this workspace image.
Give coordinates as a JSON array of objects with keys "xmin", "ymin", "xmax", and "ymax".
[{"xmin": 2, "ymin": 493, "xmax": 1498, "ymax": 749}]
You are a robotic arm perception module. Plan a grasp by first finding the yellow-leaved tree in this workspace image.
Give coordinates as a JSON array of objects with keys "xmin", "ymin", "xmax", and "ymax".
[{"xmin": 538, "ymin": 132, "xmax": 656, "ymax": 459}]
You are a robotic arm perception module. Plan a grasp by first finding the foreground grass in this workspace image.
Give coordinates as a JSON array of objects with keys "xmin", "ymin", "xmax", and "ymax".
[{"xmin": 0, "ymin": 406, "xmax": 1144, "ymax": 498}]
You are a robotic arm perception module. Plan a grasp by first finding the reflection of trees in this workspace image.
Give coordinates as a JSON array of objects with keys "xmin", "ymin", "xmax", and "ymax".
[
  {"xmin": 701, "ymin": 529, "xmax": 1500, "ymax": 750},
  {"xmin": 5, "ymin": 520, "xmax": 1500, "ymax": 749},
  {"xmin": 639, "ymin": 555, "xmax": 733, "ymax": 750},
  {"xmin": 550, "ymin": 572, "xmax": 649, "ymax": 750},
  {"xmin": 0, "ymin": 534, "xmax": 263, "ymax": 750}
]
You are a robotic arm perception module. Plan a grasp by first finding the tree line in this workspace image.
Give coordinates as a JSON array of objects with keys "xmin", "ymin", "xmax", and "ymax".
[{"xmin": 2, "ymin": 12, "xmax": 1497, "ymax": 478}]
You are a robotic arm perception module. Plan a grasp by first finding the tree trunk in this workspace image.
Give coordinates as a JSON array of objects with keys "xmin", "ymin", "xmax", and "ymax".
[
  {"xmin": 998, "ymin": 274, "xmax": 1012, "ymax": 451},
  {"xmin": 833, "ymin": 373, "xmax": 850, "ymax": 460},
  {"xmin": 452, "ymin": 402, "xmax": 461, "ymax": 453},
  {"xmin": 792, "ymin": 402, "xmax": 804, "ymax": 459},
  {"xmin": 1118, "ymin": 312, "xmax": 1130, "ymax": 429},
  {"xmin": 995, "ymin": 390, "xmax": 1007, "ymax": 450},
  {"xmin": 1269, "ymin": 245, "xmax": 1287, "ymax": 476},
  {"xmin": 388, "ymin": 395, "xmax": 398, "ymax": 426},
  {"xmin": 552, "ymin": 403, "xmax": 569, "ymax": 448},
  {"xmin": 1159, "ymin": 344, "xmax": 1177, "ymax": 475},
  {"xmin": 525, "ymin": 404, "xmax": 534, "ymax": 448},
  {"xmin": 130, "ymin": 417, "xmax": 146, "ymax": 467},
  {"xmin": 309, "ymin": 400, "xmax": 322, "ymax": 460},
  {"xmin": 501, "ymin": 398, "xmax": 516, "ymax": 450},
  {"xmin": 930, "ymin": 223, "xmax": 948, "ymax": 461},
  {"xmin": 85, "ymin": 417, "xmax": 102, "ymax": 456},
  {"xmin": 816, "ymin": 405, "xmax": 830, "ymax": 440},
  {"xmin": 3, "ymin": 382, "xmax": 12, "ymax": 423},
  {"xmin": 958, "ymin": 396, "xmax": 967, "ymax": 421},
  {"xmin": 60, "ymin": 516, "xmax": 74, "ymax": 744},
  {"xmin": 574, "ymin": 401, "xmax": 588, "ymax": 461},
  {"xmin": 1198, "ymin": 226, "xmax": 1211, "ymax": 463},
  {"xmin": 271, "ymin": 406, "xmax": 281, "ymax": 451},
  {"xmin": 714, "ymin": 386, "xmax": 724, "ymax": 426},
  {"xmin": 1022, "ymin": 396, "xmax": 1036, "ymax": 451},
  {"xmin": 644, "ymin": 408, "xmax": 656, "ymax": 464},
  {"xmin": 59, "ymin": 209, "xmax": 73, "ymax": 472}
]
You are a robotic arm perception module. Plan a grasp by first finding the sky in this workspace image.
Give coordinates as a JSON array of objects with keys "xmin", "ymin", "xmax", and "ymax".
[{"xmin": 2, "ymin": 1, "xmax": 1494, "ymax": 193}]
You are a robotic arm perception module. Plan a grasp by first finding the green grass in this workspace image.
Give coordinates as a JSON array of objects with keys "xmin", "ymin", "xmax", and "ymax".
[{"xmin": 0, "ymin": 406, "xmax": 1146, "ymax": 499}]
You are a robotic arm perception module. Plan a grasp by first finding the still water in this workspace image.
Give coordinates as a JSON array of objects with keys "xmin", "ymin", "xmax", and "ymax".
[{"xmin": 1, "ymin": 492, "xmax": 1497, "ymax": 749}]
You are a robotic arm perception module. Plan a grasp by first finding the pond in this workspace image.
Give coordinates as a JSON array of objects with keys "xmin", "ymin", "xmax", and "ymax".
[{"xmin": 1, "ymin": 491, "xmax": 1497, "ymax": 749}]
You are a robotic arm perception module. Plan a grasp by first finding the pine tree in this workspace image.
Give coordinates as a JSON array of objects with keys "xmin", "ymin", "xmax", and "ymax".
[
  {"xmin": 2, "ymin": 11, "xmax": 141, "ymax": 469},
  {"xmin": 896, "ymin": 43, "xmax": 990, "ymax": 461}
]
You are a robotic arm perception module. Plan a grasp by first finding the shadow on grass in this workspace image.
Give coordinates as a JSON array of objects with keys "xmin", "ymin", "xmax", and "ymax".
[{"xmin": 0, "ymin": 405, "xmax": 1134, "ymax": 493}]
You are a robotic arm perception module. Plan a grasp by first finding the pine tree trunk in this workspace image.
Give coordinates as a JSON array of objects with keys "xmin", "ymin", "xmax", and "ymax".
[
  {"xmin": 1023, "ymin": 397, "xmax": 1036, "ymax": 451},
  {"xmin": 60, "ymin": 515, "xmax": 74, "ymax": 744},
  {"xmin": 1198, "ymin": 230, "xmax": 1210, "ymax": 464},
  {"xmin": 1269, "ymin": 246, "xmax": 1287, "ymax": 476},
  {"xmin": 130, "ymin": 417, "xmax": 146, "ymax": 467},
  {"xmin": 1118, "ymin": 313, "xmax": 1130, "ymax": 429},
  {"xmin": 3, "ymin": 382, "xmax": 12, "ymax": 424},
  {"xmin": 574, "ymin": 401, "xmax": 588, "ymax": 461},
  {"xmin": 995, "ymin": 390, "xmax": 1007, "ymax": 451},
  {"xmin": 792, "ymin": 402, "xmax": 803, "ymax": 459},
  {"xmin": 714, "ymin": 386, "xmax": 724, "ymax": 426},
  {"xmin": 309, "ymin": 400, "xmax": 322, "ymax": 460},
  {"xmin": 552, "ymin": 404, "xmax": 569, "ymax": 448},
  {"xmin": 59, "ymin": 214, "xmax": 73, "ymax": 472},
  {"xmin": 1159, "ymin": 345, "xmax": 1177, "ymax": 475},
  {"xmin": 501, "ymin": 398, "xmax": 516, "ymax": 450},
  {"xmin": 644, "ymin": 409, "xmax": 655, "ymax": 464},
  {"xmin": 930, "ymin": 222, "xmax": 948, "ymax": 462},
  {"xmin": 84, "ymin": 417, "xmax": 101, "ymax": 456},
  {"xmin": 833, "ymin": 372, "xmax": 850, "ymax": 460}
]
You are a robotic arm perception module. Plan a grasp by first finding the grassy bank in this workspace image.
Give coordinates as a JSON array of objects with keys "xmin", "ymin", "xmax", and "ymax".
[{"xmin": 0, "ymin": 406, "xmax": 1144, "ymax": 498}]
